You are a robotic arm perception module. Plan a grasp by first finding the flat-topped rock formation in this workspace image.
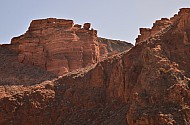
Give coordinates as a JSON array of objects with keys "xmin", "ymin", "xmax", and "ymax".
[
  {"xmin": 3, "ymin": 18, "xmax": 132, "ymax": 75},
  {"xmin": 8, "ymin": 18, "xmax": 100, "ymax": 75}
]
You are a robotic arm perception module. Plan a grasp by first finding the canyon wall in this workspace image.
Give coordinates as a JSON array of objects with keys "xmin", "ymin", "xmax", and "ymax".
[
  {"xmin": 8, "ymin": 19, "xmax": 99, "ymax": 75},
  {"xmin": 0, "ymin": 8, "xmax": 190, "ymax": 125},
  {"xmin": 3, "ymin": 19, "xmax": 132, "ymax": 75}
]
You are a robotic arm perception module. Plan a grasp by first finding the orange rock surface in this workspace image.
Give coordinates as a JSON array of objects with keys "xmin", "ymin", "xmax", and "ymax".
[
  {"xmin": 4, "ymin": 18, "xmax": 132, "ymax": 75},
  {"xmin": 9, "ymin": 18, "xmax": 100, "ymax": 75},
  {"xmin": 1, "ymin": 8, "xmax": 190, "ymax": 125}
]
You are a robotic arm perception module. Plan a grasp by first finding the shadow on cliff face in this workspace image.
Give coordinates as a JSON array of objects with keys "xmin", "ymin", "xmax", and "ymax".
[
  {"xmin": 40, "ymin": 63, "xmax": 130, "ymax": 125},
  {"xmin": 0, "ymin": 46, "xmax": 57, "ymax": 86}
]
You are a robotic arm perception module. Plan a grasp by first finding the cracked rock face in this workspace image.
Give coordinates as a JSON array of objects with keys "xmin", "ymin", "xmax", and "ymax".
[
  {"xmin": 9, "ymin": 18, "xmax": 100, "ymax": 75},
  {"xmin": 0, "ymin": 8, "xmax": 190, "ymax": 125},
  {"xmin": 5, "ymin": 18, "xmax": 132, "ymax": 76},
  {"xmin": 127, "ymin": 8, "xmax": 190, "ymax": 125}
]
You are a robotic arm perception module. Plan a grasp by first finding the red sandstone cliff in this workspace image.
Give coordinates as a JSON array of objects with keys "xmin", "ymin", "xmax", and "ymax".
[
  {"xmin": 0, "ymin": 8, "xmax": 190, "ymax": 125},
  {"xmin": 8, "ymin": 19, "xmax": 100, "ymax": 75},
  {"xmin": 3, "ymin": 19, "xmax": 132, "ymax": 75}
]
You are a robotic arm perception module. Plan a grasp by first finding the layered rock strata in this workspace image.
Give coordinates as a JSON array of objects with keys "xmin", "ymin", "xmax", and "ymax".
[
  {"xmin": 7, "ymin": 19, "xmax": 99, "ymax": 75},
  {"xmin": 4, "ymin": 19, "xmax": 132, "ymax": 75}
]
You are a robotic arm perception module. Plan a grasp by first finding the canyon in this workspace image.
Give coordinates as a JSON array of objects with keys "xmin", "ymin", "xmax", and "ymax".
[{"xmin": 0, "ymin": 8, "xmax": 190, "ymax": 125}]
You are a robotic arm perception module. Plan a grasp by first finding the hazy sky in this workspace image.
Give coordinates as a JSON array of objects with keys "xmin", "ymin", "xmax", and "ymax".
[{"xmin": 0, "ymin": 0, "xmax": 190, "ymax": 44}]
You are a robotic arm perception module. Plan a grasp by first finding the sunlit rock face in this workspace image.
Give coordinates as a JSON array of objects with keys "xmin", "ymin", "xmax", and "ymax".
[
  {"xmin": 5, "ymin": 18, "xmax": 132, "ymax": 75},
  {"xmin": 1, "ymin": 8, "xmax": 190, "ymax": 125},
  {"xmin": 9, "ymin": 18, "xmax": 99, "ymax": 75}
]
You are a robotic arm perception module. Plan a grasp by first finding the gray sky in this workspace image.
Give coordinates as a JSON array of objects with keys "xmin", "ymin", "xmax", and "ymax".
[{"xmin": 0, "ymin": 0, "xmax": 189, "ymax": 44}]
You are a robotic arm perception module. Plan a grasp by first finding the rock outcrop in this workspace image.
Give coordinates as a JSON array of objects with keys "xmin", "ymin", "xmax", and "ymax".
[
  {"xmin": 136, "ymin": 18, "xmax": 172, "ymax": 44},
  {"xmin": 135, "ymin": 8, "xmax": 190, "ymax": 45},
  {"xmin": 98, "ymin": 37, "xmax": 133, "ymax": 60},
  {"xmin": 8, "ymin": 19, "xmax": 100, "ymax": 75},
  {"xmin": 0, "ymin": 8, "xmax": 190, "ymax": 125},
  {"xmin": 4, "ymin": 19, "xmax": 132, "ymax": 75}
]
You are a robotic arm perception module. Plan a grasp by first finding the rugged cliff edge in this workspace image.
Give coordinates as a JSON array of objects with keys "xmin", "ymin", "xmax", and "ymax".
[
  {"xmin": 2, "ymin": 19, "xmax": 132, "ymax": 75},
  {"xmin": 0, "ymin": 8, "xmax": 190, "ymax": 125}
]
